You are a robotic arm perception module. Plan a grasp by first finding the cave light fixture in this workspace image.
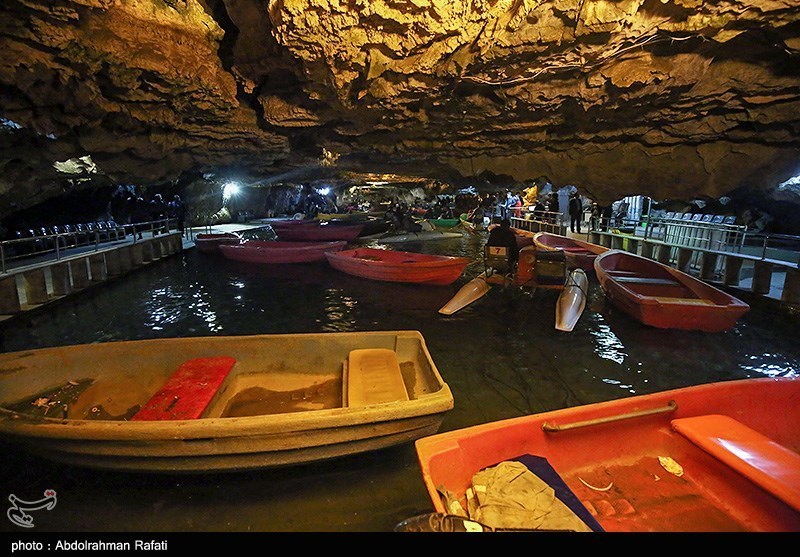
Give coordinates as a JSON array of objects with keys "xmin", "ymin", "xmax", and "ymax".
[
  {"xmin": 317, "ymin": 187, "xmax": 330, "ymax": 196},
  {"xmin": 222, "ymin": 181, "xmax": 241, "ymax": 202}
]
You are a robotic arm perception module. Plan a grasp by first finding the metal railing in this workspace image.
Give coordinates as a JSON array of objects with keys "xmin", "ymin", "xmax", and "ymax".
[
  {"xmin": 510, "ymin": 210, "xmax": 566, "ymax": 234},
  {"xmin": 589, "ymin": 214, "xmax": 800, "ymax": 280},
  {"xmin": 0, "ymin": 218, "xmax": 176, "ymax": 273}
]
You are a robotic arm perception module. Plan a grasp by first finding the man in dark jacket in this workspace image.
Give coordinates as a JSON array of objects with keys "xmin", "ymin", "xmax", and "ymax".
[
  {"xmin": 486, "ymin": 218, "xmax": 519, "ymax": 268},
  {"xmin": 569, "ymin": 192, "xmax": 583, "ymax": 233}
]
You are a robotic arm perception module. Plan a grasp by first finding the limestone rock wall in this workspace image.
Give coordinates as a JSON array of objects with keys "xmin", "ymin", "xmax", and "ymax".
[{"xmin": 1, "ymin": 0, "xmax": 799, "ymax": 219}]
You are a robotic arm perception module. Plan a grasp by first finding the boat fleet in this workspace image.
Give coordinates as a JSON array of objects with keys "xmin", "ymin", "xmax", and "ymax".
[{"xmin": 1, "ymin": 214, "xmax": 788, "ymax": 533}]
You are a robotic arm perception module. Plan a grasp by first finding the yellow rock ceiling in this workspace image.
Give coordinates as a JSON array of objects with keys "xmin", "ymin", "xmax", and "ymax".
[{"xmin": 1, "ymin": 0, "xmax": 799, "ymax": 217}]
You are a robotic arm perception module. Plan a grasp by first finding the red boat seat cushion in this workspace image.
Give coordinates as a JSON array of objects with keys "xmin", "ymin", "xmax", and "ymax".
[
  {"xmin": 672, "ymin": 414, "xmax": 800, "ymax": 511},
  {"xmin": 131, "ymin": 357, "xmax": 237, "ymax": 421}
]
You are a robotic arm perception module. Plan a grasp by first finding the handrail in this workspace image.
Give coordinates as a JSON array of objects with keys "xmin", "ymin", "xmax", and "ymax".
[
  {"xmin": 542, "ymin": 400, "xmax": 678, "ymax": 433},
  {"xmin": 0, "ymin": 218, "xmax": 175, "ymax": 274}
]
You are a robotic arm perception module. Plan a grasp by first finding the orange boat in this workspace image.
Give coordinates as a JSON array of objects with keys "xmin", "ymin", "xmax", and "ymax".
[
  {"xmin": 414, "ymin": 376, "xmax": 800, "ymax": 532},
  {"xmin": 219, "ymin": 240, "xmax": 346, "ymax": 264},
  {"xmin": 194, "ymin": 232, "xmax": 241, "ymax": 254},
  {"xmin": 533, "ymin": 231, "xmax": 608, "ymax": 271},
  {"xmin": 325, "ymin": 247, "xmax": 470, "ymax": 285},
  {"xmin": 594, "ymin": 249, "xmax": 749, "ymax": 332}
]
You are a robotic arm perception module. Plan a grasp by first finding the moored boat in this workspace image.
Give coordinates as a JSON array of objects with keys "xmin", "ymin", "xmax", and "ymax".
[
  {"xmin": 270, "ymin": 220, "xmax": 365, "ymax": 241},
  {"xmin": 533, "ymin": 231, "xmax": 609, "ymax": 271},
  {"xmin": 0, "ymin": 330, "xmax": 453, "ymax": 473},
  {"xmin": 357, "ymin": 230, "xmax": 463, "ymax": 243},
  {"xmin": 194, "ymin": 232, "xmax": 242, "ymax": 254},
  {"xmin": 594, "ymin": 249, "xmax": 750, "ymax": 332},
  {"xmin": 414, "ymin": 376, "xmax": 800, "ymax": 532},
  {"xmin": 219, "ymin": 239, "xmax": 346, "ymax": 264},
  {"xmin": 325, "ymin": 247, "xmax": 470, "ymax": 285}
]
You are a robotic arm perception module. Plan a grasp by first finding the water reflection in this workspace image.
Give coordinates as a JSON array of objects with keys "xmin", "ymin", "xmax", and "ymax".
[{"xmin": 0, "ymin": 231, "xmax": 798, "ymax": 531}]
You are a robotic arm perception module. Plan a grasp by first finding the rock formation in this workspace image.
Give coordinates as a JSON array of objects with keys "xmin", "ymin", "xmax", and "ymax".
[{"xmin": 2, "ymin": 0, "xmax": 799, "ymax": 223}]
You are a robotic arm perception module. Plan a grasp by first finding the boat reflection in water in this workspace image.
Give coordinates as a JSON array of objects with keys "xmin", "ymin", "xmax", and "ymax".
[{"xmin": 0, "ymin": 231, "xmax": 797, "ymax": 532}]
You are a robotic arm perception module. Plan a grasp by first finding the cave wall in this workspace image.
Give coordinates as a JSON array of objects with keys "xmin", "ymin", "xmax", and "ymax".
[{"xmin": 1, "ymin": 0, "xmax": 799, "ymax": 223}]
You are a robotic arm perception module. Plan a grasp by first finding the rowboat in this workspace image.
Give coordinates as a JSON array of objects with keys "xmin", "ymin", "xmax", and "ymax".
[
  {"xmin": 533, "ymin": 232, "xmax": 608, "ymax": 271},
  {"xmin": 316, "ymin": 212, "xmax": 370, "ymax": 221},
  {"xmin": 325, "ymin": 247, "xmax": 470, "ymax": 285},
  {"xmin": 270, "ymin": 220, "xmax": 365, "ymax": 241},
  {"xmin": 194, "ymin": 232, "xmax": 241, "ymax": 254},
  {"xmin": 356, "ymin": 230, "xmax": 463, "ymax": 244},
  {"xmin": 414, "ymin": 376, "xmax": 800, "ymax": 532},
  {"xmin": 555, "ymin": 268, "xmax": 588, "ymax": 332},
  {"xmin": 594, "ymin": 249, "xmax": 750, "ymax": 332},
  {"xmin": 219, "ymin": 240, "xmax": 346, "ymax": 264},
  {"xmin": 0, "ymin": 330, "xmax": 453, "ymax": 473}
]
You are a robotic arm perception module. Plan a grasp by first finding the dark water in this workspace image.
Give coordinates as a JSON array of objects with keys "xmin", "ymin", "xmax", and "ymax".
[{"xmin": 1, "ymin": 230, "xmax": 798, "ymax": 533}]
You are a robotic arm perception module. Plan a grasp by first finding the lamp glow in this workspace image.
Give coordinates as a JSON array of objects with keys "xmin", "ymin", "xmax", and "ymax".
[{"xmin": 222, "ymin": 182, "xmax": 240, "ymax": 202}]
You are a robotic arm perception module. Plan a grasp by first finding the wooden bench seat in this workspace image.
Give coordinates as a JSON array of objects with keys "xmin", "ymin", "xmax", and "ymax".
[
  {"xmin": 344, "ymin": 348, "xmax": 408, "ymax": 407},
  {"xmin": 131, "ymin": 356, "xmax": 237, "ymax": 421},
  {"xmin": 652, "ymin": 297, "xmax": 715, "ymax": 305},
  {"xmin": 672, "ymin": 414, "xmax": 800, "ymax": 512},
  {"xmin": 613, "ymin": 276, "xmax": 680, "ymax": 286}
]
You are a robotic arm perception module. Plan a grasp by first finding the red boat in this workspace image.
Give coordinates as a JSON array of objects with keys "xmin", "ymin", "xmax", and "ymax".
[
  {"xmin": 533, "ymin": 231, "xmax": 608, "ymax": 271},
  {"xmin": 325, "ymin": 247, "xmax": 470, "ymax": 285},
  {"xmin": 194, "ymin": 232, "xmax": 241, "ymax": 254},
  {"xmin": 414, "ymin": 376, "xmax": 800, "ymax": 532},
  {"xmin": 218, "ymin": 240, "xmax": 346, "ymax": 264},
  {"xmin": 270, "ymin": 220, "xmax": 365, "ymax": 241},
  {"xmin": 594, "ymin": 249, "xmax": 749, "ymax": 332}
]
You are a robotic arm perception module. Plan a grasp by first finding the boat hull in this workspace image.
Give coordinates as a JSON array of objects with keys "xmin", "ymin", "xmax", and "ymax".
[
  {"xmin": 594, "ymin": 249, "xmax": 749, "ymax": 332},
  {"xmin": 439, "ymin": 272, "xmax": 491, "ymax": 315},
  {"xmin": 326, "ymin": 247, "xmax": 470, "ymax": 285},
  {"xmin": 555, "ymin": 268, "xmax": 588, "ymax": 331},
  {"xmin": 271, "ymin": 221, "xmax": 365, "ymax": 241},
  {"xmin": 415, "ymin": 377, "xmax": 800, "ymax": 532},
  {"xmin": 533, "ymin": 232, "xmax": 608, "ymax": 271},
  {"xmin": 0, "ymin": 331, "xmax": 453, "ymax": 473},
  {"xmin": 219, "ymin": 240, "xmax": 346, "ymax": 264},
  {"xmin": 195, "ymin": 233, "xmax": 241, "ymax": 254}
]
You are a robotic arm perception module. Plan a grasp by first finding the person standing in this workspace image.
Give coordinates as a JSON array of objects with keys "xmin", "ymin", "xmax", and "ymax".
[
  {"xmin": 569, "ymin": 191, "xmax": 583, "ymax": 234},
  {"xmin": 170, "ymin": 194, "xmax": 187, "ymax": 234}
]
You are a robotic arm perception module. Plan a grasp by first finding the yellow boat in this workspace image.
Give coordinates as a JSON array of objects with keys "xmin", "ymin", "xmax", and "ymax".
[{"xmin": 0, "ymin": 331, "xmax": 453, "ymax": 473}]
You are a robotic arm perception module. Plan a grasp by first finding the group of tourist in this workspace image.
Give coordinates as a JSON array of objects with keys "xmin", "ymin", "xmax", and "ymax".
[{"xmin": 108, "ymin": 185, "xmax": 187, "ymax": 234}]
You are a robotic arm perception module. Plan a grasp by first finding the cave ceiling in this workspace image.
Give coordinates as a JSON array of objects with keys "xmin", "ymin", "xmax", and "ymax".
[{"xmin": 2, "ymin": 0, "xmax": 800, "ymax": 219}]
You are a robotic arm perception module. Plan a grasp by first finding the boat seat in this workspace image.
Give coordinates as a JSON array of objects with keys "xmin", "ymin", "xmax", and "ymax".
[
  {"xmin": 613, "ymin": 276, "xmax": 680, "ymax": 286},
  {"xmin": 652, "ymin": 297, "xmax": 715, "ymax": 305},
  {"xmin": 344, "ymin": 348, "xmax": 409, "ymax": 407},
  {"xmin": 672, "ymin": 414, "xmax": 800, "ymax": 512},
  {"xmin": 131, "ymin": 356, "xmax": 237, "ymax": 421}
]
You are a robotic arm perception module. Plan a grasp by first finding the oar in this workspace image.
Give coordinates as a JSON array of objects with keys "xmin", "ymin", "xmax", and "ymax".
[{"xmin": 439, "ymin": 271, "xmax": 491, "ymax": 315}]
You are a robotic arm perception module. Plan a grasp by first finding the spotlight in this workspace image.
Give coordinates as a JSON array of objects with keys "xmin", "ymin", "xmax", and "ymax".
[{"xmin": 222, "ymin": 182, "xmax": 240, "ymax": 202}]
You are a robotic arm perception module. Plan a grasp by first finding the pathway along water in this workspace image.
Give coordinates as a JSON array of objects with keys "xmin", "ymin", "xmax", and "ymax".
[{"xmin": 1, "ymin": 229, "xmax": 798, "ymax": 533}]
